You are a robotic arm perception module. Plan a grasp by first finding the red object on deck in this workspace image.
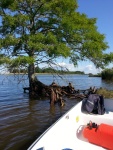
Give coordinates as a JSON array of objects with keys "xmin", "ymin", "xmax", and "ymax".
[{"xmin": 83, "ymin": 123, "xmax": 113, "ymax": 150}]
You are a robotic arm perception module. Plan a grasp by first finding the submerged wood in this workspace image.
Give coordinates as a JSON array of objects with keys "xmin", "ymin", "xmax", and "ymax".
[{"xmin": 24, "ymin": 76, "xmax": 99, "ymax": 106}]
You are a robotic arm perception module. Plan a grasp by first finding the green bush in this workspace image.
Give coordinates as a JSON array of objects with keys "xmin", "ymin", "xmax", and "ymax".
[{"xmin": 101, "ymin": 68, "xmax": 113, "ymax": 80}]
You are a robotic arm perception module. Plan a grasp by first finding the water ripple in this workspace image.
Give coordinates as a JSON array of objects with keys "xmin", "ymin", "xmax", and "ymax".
[{"xmin": 0, "ymin": 74, "xmax": 113, "ymax": 150}]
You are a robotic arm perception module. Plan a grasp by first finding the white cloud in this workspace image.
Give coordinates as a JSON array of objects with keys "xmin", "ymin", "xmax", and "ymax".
[
  {"xmin": 39, "ymin": 62, "xmax": 75, "ymax": 71},
  {"xmin": 57, "ymin": 62, "xmax": 75, "ymax": 71},
  {"xmin": 83, "ymin": 64, "xmax": 101, "ymax": 74},
  {"xmin": 58, "ymin": 63, "xmax": 100, "ymax": 74},
  {"xmin": 86, "ymin": 65, "xmax": 93, "ymax": 70},
  {"xmin": 0, "ymin": 66, "xmax": 9, "ymax": 74}
]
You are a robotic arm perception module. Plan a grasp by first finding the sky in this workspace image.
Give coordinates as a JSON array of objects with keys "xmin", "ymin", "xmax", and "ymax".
[{"xmin": 55, "ymin": 0, "xmax": 113, "ymax": 74}]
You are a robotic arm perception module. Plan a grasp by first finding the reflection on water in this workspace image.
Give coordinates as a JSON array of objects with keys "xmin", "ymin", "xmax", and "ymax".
[{"xmin": 0, "ymin": 74, "xmax": 113, "ymax": 150}]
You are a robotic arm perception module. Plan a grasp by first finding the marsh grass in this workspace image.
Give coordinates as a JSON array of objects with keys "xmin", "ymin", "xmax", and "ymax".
[
  {"xmin": 101, "ymin": 69, "xmax": 113, "ymax": 81},
  {"xmin": 97, "ymin": 88, "xmax": 113, "ymax": 98}
]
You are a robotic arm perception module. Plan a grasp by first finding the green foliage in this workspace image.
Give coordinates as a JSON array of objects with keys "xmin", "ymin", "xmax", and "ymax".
[
  {"xmin": 103, "ymin": 53, "xmax": 113, "ymax": 65},
  {"xmin": 101, "ymin": 68, "xmax": 113, "ymax": 80},
  {"xmin": 10, "ymin": 56, "xmax": 35, "ymax": 66},
  {"xmin": 0, "ymin": 54, "xmax": 11, "ymax": 65},
  {"xmin": 0, "ymin": 0, "xmax": 15, "ymax": 8},
  {"xmin": 0, "ymin": 0, "xmax": 111, "ymax": 79}
]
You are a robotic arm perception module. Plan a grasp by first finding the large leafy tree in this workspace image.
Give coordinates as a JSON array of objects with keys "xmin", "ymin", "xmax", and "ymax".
[{"xmin": 0, "ymin": 0, "xmax": 110, "ymax": 97}]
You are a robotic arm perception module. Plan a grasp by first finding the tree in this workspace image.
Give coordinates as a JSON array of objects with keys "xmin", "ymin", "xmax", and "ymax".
[
  {"xmin": 101, "ymin": 68, "xmax": 113, "ymax": 80},
  {"xmin": 0, "ymin": 0, "xmax": 110, "ymax": 98}
]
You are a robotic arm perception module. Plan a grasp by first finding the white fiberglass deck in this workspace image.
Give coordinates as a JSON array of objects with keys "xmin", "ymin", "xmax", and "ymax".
[{"xmin": 28, "ymin": 99, "xmax": 113, "ymax": 150}]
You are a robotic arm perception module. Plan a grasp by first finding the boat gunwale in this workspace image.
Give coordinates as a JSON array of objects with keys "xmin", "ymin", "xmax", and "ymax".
[
  {"xmin": 27, "ymin": 99, "xmax": 113, "ymax": 150},
  {"xmin": 27, "ymin": 102, "xmax": 79, "ymax": 150}
]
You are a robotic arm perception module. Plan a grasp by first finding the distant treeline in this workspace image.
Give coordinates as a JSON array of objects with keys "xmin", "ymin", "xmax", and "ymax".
[
  {"xmin": 9, "ymin": 66, "xmax": 85, "ymax": 74},
  {"xmin": 8, "ymin": 66, "xmax": 113, "ymax": 80},
  {"xmin": 89, "ymin": 68, "xmax": 113, "ymax": 81}
]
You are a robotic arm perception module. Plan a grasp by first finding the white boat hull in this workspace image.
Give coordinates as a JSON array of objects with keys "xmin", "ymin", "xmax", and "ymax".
[{"xmin": 28, "ymin": 99, "xmax": 113, "ymax": 150}]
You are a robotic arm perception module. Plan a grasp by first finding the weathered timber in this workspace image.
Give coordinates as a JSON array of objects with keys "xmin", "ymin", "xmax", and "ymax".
[{"xmin": 23, "ymin": 76, "xmax": 98, "ymax": 106}]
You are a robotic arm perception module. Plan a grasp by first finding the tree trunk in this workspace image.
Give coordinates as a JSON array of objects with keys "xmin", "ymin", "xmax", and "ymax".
[
  {"xmin": 28, "ymin": 63, "xmax": 35, "ymax": 84},
  {"xmin": 28, "ymin": 63, "xmax": 35, "ymax": 98},
  {"xmin": 28, "ymin": 63, "xmax": 48, "ymax": 99}
]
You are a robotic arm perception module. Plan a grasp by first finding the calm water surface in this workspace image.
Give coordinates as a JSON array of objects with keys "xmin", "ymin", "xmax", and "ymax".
[{"xmin": 0, "ymin": 74, "xmax": 113, "ymax": 150}]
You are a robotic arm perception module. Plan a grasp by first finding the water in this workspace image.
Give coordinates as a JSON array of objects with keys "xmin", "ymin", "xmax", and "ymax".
[{"xmin": 0, "ymin": 74, "xmax": 113, "ymax": 150}]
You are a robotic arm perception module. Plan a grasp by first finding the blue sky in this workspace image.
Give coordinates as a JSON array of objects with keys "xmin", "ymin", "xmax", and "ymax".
[{"xmin": 55, "ymin": 0, "xmax": 113, "ymax": 74}]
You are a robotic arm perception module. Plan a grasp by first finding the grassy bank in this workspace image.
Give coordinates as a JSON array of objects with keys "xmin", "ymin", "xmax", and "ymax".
[{"xmin": 97, "ymin": 87, "xmax": 113, "ymax": 98}]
